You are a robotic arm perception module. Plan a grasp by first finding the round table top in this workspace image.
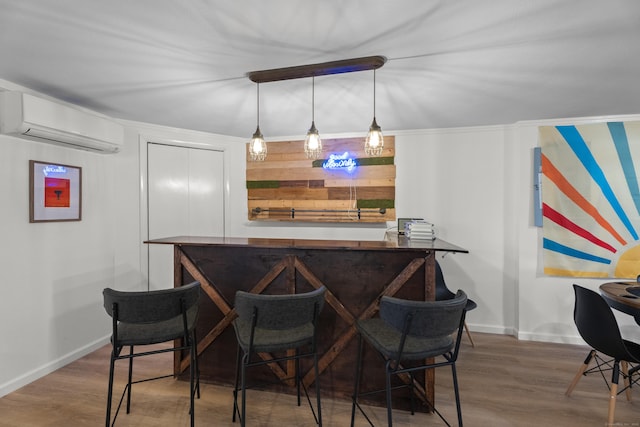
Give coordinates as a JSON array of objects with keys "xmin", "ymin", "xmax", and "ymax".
[
  {"xmin": 600, "ymin": 281, "xmax": 640, "ymax": 310},
  {"xmin": 600, "ymin": 282, "xmax": 640, "ymax": 326}
]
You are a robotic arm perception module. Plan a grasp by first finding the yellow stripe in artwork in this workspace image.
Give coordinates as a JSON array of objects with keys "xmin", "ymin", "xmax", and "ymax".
[{"xmin": 543, "ymin": 268, "xmax": 609, "ymax": 278}]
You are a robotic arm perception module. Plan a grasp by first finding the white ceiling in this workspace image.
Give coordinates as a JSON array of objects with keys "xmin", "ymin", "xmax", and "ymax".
[{"xmin": 1, "ymin": 0, "xmax": 639, "ymax": 139}]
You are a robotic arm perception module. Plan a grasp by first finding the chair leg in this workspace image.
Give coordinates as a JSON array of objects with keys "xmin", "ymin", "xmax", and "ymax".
[
  {"xmin": 452, "ymin": 363, "xmax": 464, "ymax": 427},
  {"xmin": 464, "ymin": 322, "xmax": 475, "ymax": 347},
  {"xmin": 126, "ymin": 346, "xmax": 134, "ymax": 414},
  {"xmin": 350, "ymin": 334, "xmax": 363, "ymax": 427},
  {"xmin": 566, "ymin": 350, "xmax": 595, "ymax": 396},
  {"xmin": 190, "ymin": 341, "xmax": 195, "ymax": 427},
  {"xmin": 232, "ymin": 345, "xmax": 242, "ymax": 423},
  {"xmin": 193, "ymin": 330, "xmax": 201, "ymax": 399},
  {"xmin": 385, "ymin": 360, "xmax": 394, "ymax": 427},
  {"xmin": 621, "ymin": 361, "xmax": 632, "ymax": 402},
  {"xmin": 608, "ymin": 361, "xmax": 620, "ymax": 426},
  {"xmin": 240, "ymin": 353, "xmax": 248, "ymax": 427},
  {"xmin": 409, "ymin": 372, "xmax": 415, "ymax": 415},
  {"xmin": 106, "ymin": 352, "xmax": 116, "ymax": 427},
  {"xmin": 296, "ymin": 351, "xmax": 301, "ymax": 407},
  {"xmin": 314, "ymin": 350, "xmax": 322, "ymax": 426}
]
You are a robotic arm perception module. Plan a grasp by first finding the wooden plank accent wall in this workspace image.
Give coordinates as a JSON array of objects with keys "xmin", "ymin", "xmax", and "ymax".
[{"xmin": 246, "ymin": 136, "xmax": 396, "ymax": 223}]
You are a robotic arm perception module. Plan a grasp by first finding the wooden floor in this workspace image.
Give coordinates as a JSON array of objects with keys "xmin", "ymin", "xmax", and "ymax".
[{"xmin": 0, "ymin": 333, "xmax": 638, "ymax": 426}]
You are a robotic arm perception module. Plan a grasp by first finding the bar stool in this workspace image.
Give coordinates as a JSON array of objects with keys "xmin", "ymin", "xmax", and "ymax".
[
  {"xmin": 351, "ymin": 291, "xmax": 468, "ymax": 426},
  {"xmin": 232, "ymin": 286, "xmax": 326, "ymax": 426},
  {"xmin": 103, "ymin": 281, "xmax": 201, "ymax": 427}
]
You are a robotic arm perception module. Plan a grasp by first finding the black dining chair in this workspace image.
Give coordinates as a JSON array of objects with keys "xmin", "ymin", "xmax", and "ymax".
[
  {"xmin": 350, "ymin": 290, "xmax": 468, "ymax": 427},
  {"xmin": 435, "ymin": 260, "xmax": 477, "ymax": 347},
  {"xmin": 103, "ymin": 281, "xmax": 201, "ymax": 427},
  {"xmin": 232, "ymin": 286, "xmax": 326, "ymax": 426},
  {"xmin": 566, "ymin": 284, "xmax": 640, "ymax": 425}
]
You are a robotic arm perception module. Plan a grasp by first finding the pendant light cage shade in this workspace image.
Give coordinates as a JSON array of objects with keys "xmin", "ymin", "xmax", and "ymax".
[
  {"xmin": 304, "ymin": 77, "xmax": 323, "ymax": 159},
  {"xmin": 364, "ymin": 69, "xmax": 384, "ymax": 156},
  {"xmin": 248, "ymin": 83, "xmax": 267, "ymax": 161},
  {"xmin": 249, "ymin": 126, "xmax": 267, "ymax": 161},
  {"xmin": 365, "ymin": 117, "xmax": 384, "ymax": 156},
  {"xmin": 304, "ymin": 121, "xmax": 323, "ymax": 159}
]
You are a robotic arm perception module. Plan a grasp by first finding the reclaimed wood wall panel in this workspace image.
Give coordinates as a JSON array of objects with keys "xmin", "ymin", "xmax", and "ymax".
[
  {"xmin": 327, "ymin": 186, "xmax": 395, "ymax": 200},
  {"xmin": 246, "ymin": 164, "xmax": 396, "ymax": 181},
  {"xmin": 246, "ymin": 136, "xmax": 395, "ymax": 223},
  {"xmin": 248, "ymin": 188, "xmax": 330, "ymax": 200}
]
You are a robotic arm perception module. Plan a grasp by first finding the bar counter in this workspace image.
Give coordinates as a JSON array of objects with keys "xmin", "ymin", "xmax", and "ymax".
[{"xmin": 145, "ymin": 235, "xmax": 468, "ymax": 411}]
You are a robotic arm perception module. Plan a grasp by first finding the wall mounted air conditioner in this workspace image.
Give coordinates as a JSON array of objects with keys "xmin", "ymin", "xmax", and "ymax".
[{"xmin": 0, "ymin": 91, "xmax": 124, "ymax": 153}]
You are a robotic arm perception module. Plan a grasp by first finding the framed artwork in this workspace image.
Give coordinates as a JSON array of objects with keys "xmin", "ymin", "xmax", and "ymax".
[
  {"xmin": 539, "ymin": 121, "xmax": 640, "ymax": 278},
  {"xmin": 29, "ymin": 160, "xmax": 82, "ymax": 222}
]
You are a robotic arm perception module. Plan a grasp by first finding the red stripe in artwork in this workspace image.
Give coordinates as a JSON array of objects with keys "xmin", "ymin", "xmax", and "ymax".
[
  {"xmin": 542, "ymin": 153, "xmax": 626, "ymax": 245},
  {"xmin": 543, "ymin": 203, "xmax": 617, "ymax": 253}
]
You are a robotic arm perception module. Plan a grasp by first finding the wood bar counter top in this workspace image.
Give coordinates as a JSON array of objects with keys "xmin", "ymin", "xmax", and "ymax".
[{"xmin": 146, "ymin": 235, "xmax": 468, "ymax": 412}]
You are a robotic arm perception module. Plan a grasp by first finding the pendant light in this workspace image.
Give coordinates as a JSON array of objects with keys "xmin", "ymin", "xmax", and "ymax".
[
  {"xmin": 364, "ymin": 69, "xmax": 384, "ymax": 156},
  {"xmin": 304, "ymin": 76, "xmax": 323, "ymax": 159},
  {"xmin": 248, "ymin": 83, "xmax": 267, "ymax": 161},
  {"xmin": 247, "ymin": 56, "xmax": 387, "ymax": 158}
]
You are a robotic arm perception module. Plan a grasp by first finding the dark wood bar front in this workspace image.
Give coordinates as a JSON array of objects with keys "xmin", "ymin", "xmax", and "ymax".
[{"xmin": 145, "ymin": 235, "xmax": 468, "ymax": 411}]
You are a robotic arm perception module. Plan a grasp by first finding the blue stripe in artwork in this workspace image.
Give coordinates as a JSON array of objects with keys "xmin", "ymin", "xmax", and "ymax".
[
  {"xmin": 608, "ymin": 122, "xmax": 640, "ymax": 216},
  {"xmin": 556, "ymin": 125, "xmax": 639, "ymax": 240},
  {"xmin": 543, "ymin": 238, "xmax": 612, "ymax": 264}
]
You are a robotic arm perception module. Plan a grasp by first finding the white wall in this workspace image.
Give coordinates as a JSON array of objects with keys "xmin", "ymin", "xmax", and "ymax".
[
  {"xmin": 0, "ymin": 90, "xmax": 121, "ymax": 394},
  {"xmin": 394, "ymin": 127, "xmax": 512, "ymax": 336},
  {"xmin": 2, "ymin": 79, "xmax": 639, "ymax": 397}
]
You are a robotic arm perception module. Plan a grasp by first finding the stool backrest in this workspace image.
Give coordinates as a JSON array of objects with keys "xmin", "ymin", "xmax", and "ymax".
[
  {"xmin": 103, "ymin": 281, "xmax": 200, "ymax": 324},
  {"xmin": 380, "ymin": 290, "xmax": 467, "ymax": 338},
  {"xmin": 234, "ymin": 286, "xmax": 326, "ymax": 330}
]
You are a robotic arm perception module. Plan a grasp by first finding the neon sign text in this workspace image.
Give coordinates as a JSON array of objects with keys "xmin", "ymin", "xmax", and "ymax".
[
  {"xmin": 322, "ymin": 152, "xmax": 357, "ymax": 173},
  {"xmin": 42, "ymin": 165, "xmax": 67, "ymax": 176}
]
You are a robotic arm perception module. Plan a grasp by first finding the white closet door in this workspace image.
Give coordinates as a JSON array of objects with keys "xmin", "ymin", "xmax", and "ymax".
[{"xmin": 148, "ymin": 143, "xmax": 224, "ymax": 290}]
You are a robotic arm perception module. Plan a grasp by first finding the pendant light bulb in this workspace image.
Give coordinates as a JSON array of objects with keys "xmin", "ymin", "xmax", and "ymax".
[
  {"xmin": 305, "ymin": 121, "xmax": 322, "ymax": 159},
  {"xmin": 249, "ymin": 126, "xmax": 267, "ymax": 161},
  {"xmin": 304, "ymin": 76, "xmax": 323, "ymax": 159},
  {"xmin": 365, "ymin": 117, "xmax": 384, "ymax": 156},
  {"xmin": 365, "ymin": 69, "xmax": 384, "ymax": 156},
  {"xmin": 249, "ymin": 83, "xmax": 267, "ymax": 161}
]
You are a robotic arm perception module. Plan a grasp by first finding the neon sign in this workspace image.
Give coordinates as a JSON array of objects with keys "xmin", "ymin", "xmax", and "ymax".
[
  {"xmin": 322, "ymin": 152, "xmax": 357, "ymax": 173},
  {"xmin": 42, "ymin": 165, "xmax": 67, "ymax": 176}
]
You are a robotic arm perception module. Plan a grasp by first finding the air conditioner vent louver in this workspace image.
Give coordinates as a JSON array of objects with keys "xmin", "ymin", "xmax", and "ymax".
[{"xmin": 0, "ymin": 91, "xmax": 124, "ymax": 153}]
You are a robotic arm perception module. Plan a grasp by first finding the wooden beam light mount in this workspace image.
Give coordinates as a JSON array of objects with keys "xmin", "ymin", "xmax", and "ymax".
[{"xmin": 247, "ymin": 55, "xmax": 387, "ymax": 83}]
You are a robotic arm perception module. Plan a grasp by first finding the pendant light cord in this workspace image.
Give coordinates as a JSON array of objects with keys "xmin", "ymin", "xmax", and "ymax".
[
  {"xmin": 256, "ymin": 83, "xmax": 260, "ymax": 127},
  {"xmin": 312, "ymin": 76, "xmax": 315, "ymax": 122},
  {"xmin": 373, "ymin": 69, "xmax": 376, "ymax": 117}
]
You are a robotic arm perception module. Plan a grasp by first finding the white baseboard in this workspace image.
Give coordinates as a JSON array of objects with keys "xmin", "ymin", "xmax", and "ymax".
[
  {"xmin": 466, "ymin": 323, "xmax": 586, "ymax": 346},
  {"xmin": 466, "ymin": 323, "xmax": 515, "ymax": 337},
  {"xmin": 516, "ymin": 331, "xmax": 586, "ymax": 346},
  {"xmin": 0, "ymin": 335, "xmax": 110, "ymax": 398}
]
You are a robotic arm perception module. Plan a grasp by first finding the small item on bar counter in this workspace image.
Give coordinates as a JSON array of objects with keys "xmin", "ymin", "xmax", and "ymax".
[{"xmin": 406, "ymin": 220, "xmax": 436, "ymax": 240}]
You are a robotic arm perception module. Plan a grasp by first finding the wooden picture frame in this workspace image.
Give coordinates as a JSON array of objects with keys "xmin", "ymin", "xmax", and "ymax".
[{"xmin": 29, "ymin": 160, "xmax": 82, "ymax": 222}]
